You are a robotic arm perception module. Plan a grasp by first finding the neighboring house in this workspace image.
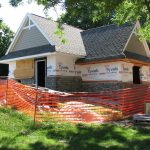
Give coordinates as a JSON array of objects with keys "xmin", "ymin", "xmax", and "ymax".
[{"xmin": 0, "ymin": 13, "xmax": 150, "ymax": 92}]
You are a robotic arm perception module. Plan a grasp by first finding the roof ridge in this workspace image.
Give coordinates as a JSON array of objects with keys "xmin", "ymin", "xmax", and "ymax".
[
  {"xmin": 82, "ymin": 24, "xmax": 116, "ymax": 33},
  {"xmin": 81, "ymin": 22, "xmax": 135, "ymax": 33},
  {"xmin": 30, "ymin": 13, "xmax": 83, "ymax": 31}
]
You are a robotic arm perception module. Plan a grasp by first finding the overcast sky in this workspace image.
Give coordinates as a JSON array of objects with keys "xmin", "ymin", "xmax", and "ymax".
[{"xmin": 0, "ymin": 0, "xmax": 63, "ymax": 32}]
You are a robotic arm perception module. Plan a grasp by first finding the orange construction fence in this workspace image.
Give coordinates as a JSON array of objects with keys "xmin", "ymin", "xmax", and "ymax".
[{"xmin": 0, "ymin": 78, "xmax": 150, "ymax": 124}]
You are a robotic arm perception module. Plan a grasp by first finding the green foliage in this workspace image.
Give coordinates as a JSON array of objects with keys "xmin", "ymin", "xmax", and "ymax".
[
  {"xmin": 9, "ymin": 0, "xmax": 63, "ymax": 8},
  {"xmin": 0, "ymin": 107, "xmax": 150, "ymax": 150},
  {"xmin": 59, "ymin": 2, "xmax": 113, "ymax": 30},
  {"xmin": 0, "ymin": 21, "xmax": 14, "ymax": 57},
  {"xmin": 138, "ymin": 20, "xmax": 150, "ymax": 41},
  {"xmin": 9, "ymin": 0, "xmax": 23, "ymax": 7},
  {"xmin": 54, "ymin": 23, "xmax": 67, "ymax": 44},
  {"xmin": 112, "ymin": 0, "xmax": 150, "ymax": 41}
]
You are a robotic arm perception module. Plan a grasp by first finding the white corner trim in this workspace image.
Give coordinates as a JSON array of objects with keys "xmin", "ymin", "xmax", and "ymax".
[
  {"xmin": 0, "ymin": 52, "xmax": 56, "ymax": 63},
  {"xmin": 28, "ymin": 14, "xmax": 55, "ymax": 46},
  {"xmin": 123, "ymin": 21, "xmax": 150, "ymax": 58},
  {"xmin": 5, "ymin": 14, "xmax": 29, "ymax": 55}
]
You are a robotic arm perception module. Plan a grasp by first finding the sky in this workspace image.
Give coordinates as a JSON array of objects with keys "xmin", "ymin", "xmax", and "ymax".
[{"xmin": 0, "ymin": 0, "xmax": 63, "ymax": 32}]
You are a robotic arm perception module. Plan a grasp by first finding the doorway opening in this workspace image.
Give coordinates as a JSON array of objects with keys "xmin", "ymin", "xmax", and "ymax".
[
  {"xmin": 36, "ymin": 60, "xmax": 46, "ymax": 87},
  {"xmin": 133, "ymin": 66, "xmax": 141, "ymax": 84}
]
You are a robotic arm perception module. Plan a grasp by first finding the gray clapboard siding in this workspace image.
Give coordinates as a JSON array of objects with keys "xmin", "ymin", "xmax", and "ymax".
[{"xmin": 12, "ymin": 26, "xmax": 49, "ymax": 52}]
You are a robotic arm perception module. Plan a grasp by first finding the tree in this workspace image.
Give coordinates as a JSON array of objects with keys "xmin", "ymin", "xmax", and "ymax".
[
  {"xmin": 9, "ymin": 0, "xmax": 150, "ymax": 41},
  {"xmin": 0, "ymin": 3, "xmax": 14, "ymax": 57},
  {"xmin": 59, "ymin": 1, "xmax": 113, "ymax": 30},
  {"xmin": 0, "ymin": 21, "xmax": 14, "ymax": 57}
]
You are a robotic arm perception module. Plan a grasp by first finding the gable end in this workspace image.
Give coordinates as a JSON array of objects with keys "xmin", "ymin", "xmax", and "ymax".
[{"xmin": 12, "ymin": 26, "xmax": 49, "ymax": 52}]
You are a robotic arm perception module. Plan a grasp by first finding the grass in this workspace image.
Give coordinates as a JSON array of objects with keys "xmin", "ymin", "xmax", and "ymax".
[{"xmin": 0, "ymin": 107, "xmax": 150, "ymax": 150}]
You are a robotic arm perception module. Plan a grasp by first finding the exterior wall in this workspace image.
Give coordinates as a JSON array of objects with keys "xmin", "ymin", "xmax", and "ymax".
[
  {"xmin": 82, "ymin": 82, "xmax": 136, "ymax": 92},
  {"xmin": 12, "ymin": 26, "xmax": 49, "ymax": 52},
  {"xmin": 46, "ymin": 76, "xmax": 82, "ymax": 92},
  {"xmin": 119, "ymin": 62, "xmax": 134, "ymax": 82},
  {"xmin": 80, "ymin": 62, "xmax": 122, "ymax": 81},
  {"xmin": 46, "ymin": 56, "xmax": 136, "ymax": 91},
  {"xmin": 47, "ymin": 54, "xmax": 81, "ymax": 77},
  {"xmin": 19, "ymin": 78, "xmax": 34, "ymax": 85},
  {"xmin": 80, "ymin": 61, "xmax": 134, "ymax": 92},
  {"xmin": 7, "ymin": 55, "xmax": 150, "ymax": 92},
  {"xmin": 140, "ymin": 66, "xmax": 150, "ymax": 83},
  {"xmin": 46, "ymin": 53, "xmax": 82, "ymax": 91},
  {"xmin": 80, "ymin": 61, "xmax": 150, "ymax": 83}
]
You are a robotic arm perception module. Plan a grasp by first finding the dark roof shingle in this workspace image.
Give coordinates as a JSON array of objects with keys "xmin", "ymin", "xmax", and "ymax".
[
  {"xmin": 78, "ymin": 23, "xmax": 135, "ymax": 62},
  {"xmin": 0, "ymin": 44, "xmax": 55, "ymax": 61}
]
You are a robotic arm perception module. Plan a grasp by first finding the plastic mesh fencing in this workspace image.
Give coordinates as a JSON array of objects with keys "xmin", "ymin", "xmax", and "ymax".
[
  {"xmin": 0, "ymin": 78, "xmax": 7, "ymax": 105},
  {"xmin": 0, "ymin": 78, "xmax": 150, "ymax": 124}
]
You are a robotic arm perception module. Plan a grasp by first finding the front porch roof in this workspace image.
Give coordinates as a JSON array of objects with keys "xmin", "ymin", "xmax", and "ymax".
[{"xmin": 0, "ymin": 44, "xmax": 55, "ymax": 62}]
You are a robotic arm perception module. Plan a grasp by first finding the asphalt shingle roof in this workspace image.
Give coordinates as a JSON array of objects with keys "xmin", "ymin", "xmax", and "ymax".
[
  {"xmin": 0, "ymin": 45, "xmax": 55, "ymax": 61},
  {"xmin": 30, "ymin": 14, "xmax": 86, "ymax": 56},
  {"xmin": 77, "ymin": 23, "xmax": 136, "ymax": 63},
  {"xmin": 124, "ymin": 51, "xmax": 150, "ymax": 62}
]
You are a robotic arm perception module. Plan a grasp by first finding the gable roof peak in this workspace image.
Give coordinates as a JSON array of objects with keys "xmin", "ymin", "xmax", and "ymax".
[
  {"xmin": 6, "ymin": 13, "xmax": 86, "ymax": 56},
  {"xmin": 29, "ymin": 13, "xmax": 83, "ymax": 31}
]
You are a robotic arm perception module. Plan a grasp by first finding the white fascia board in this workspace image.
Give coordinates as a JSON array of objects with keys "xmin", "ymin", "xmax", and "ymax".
[
  {"xmin": 28, "ymin": 14, "xmax": 55, "ymax": 46},
  {"xmin": 5, "ymin": 14, "xmax": 29, "ymax": 55},
  {"xmin": 0, "ymin": 52, "xmax": 56, "ymax": 63}
]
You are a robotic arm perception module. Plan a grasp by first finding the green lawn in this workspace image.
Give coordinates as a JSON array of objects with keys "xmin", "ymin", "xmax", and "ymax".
[{"xmin": 0, "ymin": 107, "xmax": 150, "ymax": 150}]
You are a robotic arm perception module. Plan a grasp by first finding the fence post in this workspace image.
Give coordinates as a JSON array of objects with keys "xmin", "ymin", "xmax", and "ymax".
[
  {"xmin": 33, "ymin": 85, "xmax": 39, "ymax": 127},
  {"xmin": 5, "ymin": 77, "xmax": 9, "ymax": 106}
]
